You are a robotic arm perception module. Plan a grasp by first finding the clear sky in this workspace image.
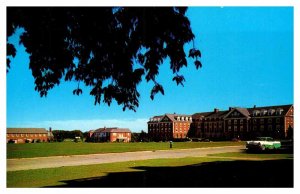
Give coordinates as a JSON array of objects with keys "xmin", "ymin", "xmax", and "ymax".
[{"xmin": 6, "ymin": 7, "xmax": 294, "ymax": 132}]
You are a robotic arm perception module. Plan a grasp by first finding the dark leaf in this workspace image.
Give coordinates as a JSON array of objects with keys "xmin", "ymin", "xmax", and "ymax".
[
  {"xmin": 194, "ymin": 60, "xmax": 202, "ymax": 69},
  {"xmin": 172, "ymin": 75, "xmax": 185, "ymax": 86},
  {"xmin": 150, "ymin": 83, "xmax": 164, "ymax": 100}
]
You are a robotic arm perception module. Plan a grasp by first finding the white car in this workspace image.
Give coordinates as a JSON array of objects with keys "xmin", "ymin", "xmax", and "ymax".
[{"xmin": 246, "ymin": 137, "xmax": 281, "ymax": 151}]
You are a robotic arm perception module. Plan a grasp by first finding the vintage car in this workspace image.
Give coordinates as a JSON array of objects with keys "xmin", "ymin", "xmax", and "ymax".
[{"xmin": 246, "ymin": 137, "xmax": 281, "ymax": 151}]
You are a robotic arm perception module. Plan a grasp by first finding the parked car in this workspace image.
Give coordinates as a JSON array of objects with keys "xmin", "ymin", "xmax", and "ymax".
[{"xmin": 246, "ymin": 137, "xmax": 281, "ymax": 151}]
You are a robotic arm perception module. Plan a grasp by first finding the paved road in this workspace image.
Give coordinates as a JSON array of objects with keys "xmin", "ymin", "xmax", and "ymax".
[{"xmin": 7, "ymin": 146, "xmax": 244, "ymax": 171}]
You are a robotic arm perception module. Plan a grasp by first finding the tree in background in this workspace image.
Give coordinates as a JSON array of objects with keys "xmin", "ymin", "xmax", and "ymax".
[
  {"xmin": 52, "ymin": 130, "xmax": 83, "ymax": 142},
  {"xmin": 7, "ymin": 7, "xmax": 201, "ymax": 111}
]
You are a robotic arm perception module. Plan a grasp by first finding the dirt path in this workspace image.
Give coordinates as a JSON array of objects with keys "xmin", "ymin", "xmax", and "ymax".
[{"xmin": 7, "ymin": 146, "xmax": 244, "ymax": 171}]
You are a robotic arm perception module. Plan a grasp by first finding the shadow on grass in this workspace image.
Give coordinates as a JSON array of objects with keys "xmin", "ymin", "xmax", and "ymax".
[
  {"xmin": 244, "ymin": 148, "xmax": 293, "ymax": 154},
  {"xmin": 48, "ymin": 159, "xmax": 293, "ymax": 188}
]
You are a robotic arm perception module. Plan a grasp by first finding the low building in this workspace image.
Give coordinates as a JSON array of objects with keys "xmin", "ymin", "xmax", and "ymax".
[
  {"xmin": 91, "ymin": 127, "xmax": 131, "ymax": 142},
  {"xmin": 7, "ymin": 127, "xmax": 54, "ymax": 143}
]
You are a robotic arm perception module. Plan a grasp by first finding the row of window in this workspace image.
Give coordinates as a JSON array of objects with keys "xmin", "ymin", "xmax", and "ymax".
[
  {"xmin": 7, "ymin": 134, "xmax": 47, "ymax": 137},
  {"xmin": 252, "ymin": 109, "xmax": 283, "ymax": 116},
  {"xmin": 148, "ymin": 123, "xmax": 190, "ymax": 127},
  {"xmin": 196, "ymin": 118, "xmax": 282, "ymax": 125}
]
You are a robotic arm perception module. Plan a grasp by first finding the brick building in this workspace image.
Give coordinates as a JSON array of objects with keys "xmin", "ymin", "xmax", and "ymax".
[
  {"xmin": 191, "ymin": 104, "xmax": 293, "ymax": 140},
  {"xmin": 6, "ymin": 128, "xmax": 54, "ymax": 143},
  {"xmin": 91, "ymin": 127, "xmax": 131, "ymax": 142},
  {"xmin": 148, "ymin": 114, "xmax": 192, "ymax": 141}
]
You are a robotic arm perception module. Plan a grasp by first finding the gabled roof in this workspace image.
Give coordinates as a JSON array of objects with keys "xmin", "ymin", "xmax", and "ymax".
[
  {"xmin": 148, "ymin": 115, "xmax": 164, "ymax": 123},
  {"xmin": 248, "ymin": 104, "xmax": 293, "ymax": 116},
  {"xmin": 223, "ymin": 108, "xmax": 250, "ymax": 119},
  {"xmin": 94, "ymin": 127, "xmax": 131, "ymax": 133},
  {"xmin": 7, "ymin": 128, "xmax": 48, "ymax": 134},
  {"xmin": 165, "ymin": 114, "xmax": 192, "ymax": 122},
  {"xmin": 206, "ymin": 110, "xmax": 229, "ymax": 118}
]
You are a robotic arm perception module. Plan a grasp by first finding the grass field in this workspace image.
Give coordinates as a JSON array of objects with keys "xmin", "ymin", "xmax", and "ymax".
[
  {"xmin": 7, "ymin": 141, "xmax": 244, "ymax": 159},
  {"xmin": 7, "ymin": 153, "xmax": 293, "ymax": 187}
]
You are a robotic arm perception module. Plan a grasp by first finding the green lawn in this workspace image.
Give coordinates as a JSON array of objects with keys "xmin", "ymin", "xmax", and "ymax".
[
  {"xmin": 6, "ymin": 157, "xmax": 233, "ymax": 187},
  {"xmin": 7, "ymin": 155, "xmax": 293, "ymax": 188},
  {"xmin": 7, "ymin": 141, "xmax": 244, "ymax": 159}
]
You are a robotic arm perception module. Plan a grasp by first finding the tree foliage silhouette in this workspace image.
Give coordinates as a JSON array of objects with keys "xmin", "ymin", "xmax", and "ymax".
[{"xmin": 7, "ymin": 7, "xmax": 202, "ymax": 111}]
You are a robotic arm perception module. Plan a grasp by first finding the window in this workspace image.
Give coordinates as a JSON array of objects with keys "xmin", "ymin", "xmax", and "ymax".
[
  {"xmin": 268, "ymin": 125, "xmax": 272, "ymax": 131},
  {"xmin": 260, "ymin": 125, "xmax": 264, "ymax": 131},
  {"xmin": 253, "ymin": 119, "xmax": 257, "ymax": 124},
  {"xmin": 261, "ymin": 110, "xmax": 267, "ymax": 116},
  {"xmin": 234, "ymin": 126, "xmax": 237, "ymax": 131},
  {"xmin": 234, "ymin": 120, "xmax": 237, "ymax": 125},
  {"xmin": 276, "ymin": 118, "xmax": 280, "ymax": 123},
  {"xmin": 268, "ymin": 118, "xmax": 272, "ymax": 124},
  {"xmin": 260, "ymin": 119, "xmax": 264, "ymax": 123}
]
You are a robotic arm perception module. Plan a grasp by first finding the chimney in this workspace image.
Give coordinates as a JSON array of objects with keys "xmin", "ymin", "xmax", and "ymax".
[
  {"xmin": 214, "ymin": 108, "xmax": 219, "ymax": 113},
  {"xmin": 253, "ymin": 105, "xmax": 256, "ymax": 108},
  {"xmin": 229, "ymin": 107, "xmax": 233, "ymax": 111},
  {"xmin": 49, "ymin": 127, "xmax": 52, "ymax": 132}
]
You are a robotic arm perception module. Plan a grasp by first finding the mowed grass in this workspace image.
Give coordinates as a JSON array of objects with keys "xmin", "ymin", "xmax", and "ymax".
[
  {"xmin": 7, "ymin": 154, "xmax": 293, "ymax": 188},
  {"xmin": 7, "ymin": 141, "xmax": 244, "ymax": 159},
  {"xmin": 6, "ymin": 157, "xmax": 232, "ymax": 187}
]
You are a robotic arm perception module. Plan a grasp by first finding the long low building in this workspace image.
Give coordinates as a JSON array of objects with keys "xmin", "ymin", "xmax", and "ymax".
[
  {"xmin": 90, "ymin": 127, "xmax": 131, "ymax": 142},
  {"xmin": 148, "ymin": 104, "xmax": 293, "ymax": 141},
  {"xmin": 6, "ymin": 128, "xmax": 54, "ymax": 143}
]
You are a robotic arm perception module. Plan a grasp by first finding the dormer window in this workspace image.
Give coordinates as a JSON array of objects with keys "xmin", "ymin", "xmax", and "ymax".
[
  {"xmin": 276, "ymin": 108, "xmax": 284, "ymax": 115},
  {"xmin": 261, "ymin": 109, "xmax": 267, "ymax": 116},
  {"xmin": 268, "ymin": 109, "xmax": 275, "ymax": 115},
  {"xmin": 253, "ymin": 110, "xmax": 260, "ymax": 116}
]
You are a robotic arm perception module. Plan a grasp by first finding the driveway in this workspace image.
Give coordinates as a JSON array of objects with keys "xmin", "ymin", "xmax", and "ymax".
[{"xmin": 7, "ymin": 146, "xmax": 244, "ymax": 171}]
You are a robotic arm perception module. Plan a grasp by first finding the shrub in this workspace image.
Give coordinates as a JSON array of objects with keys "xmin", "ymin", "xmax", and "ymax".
[
  {"xmin": 8, "ymin": 139, "xmax": 15, "ymax": 144},
  {"xmin": 25, "ymin": 139, "xmax": 30, "ymax": 143},
  {"xmin": 36, "ymin": 139, "xmax": 41, "ymax": 143}
]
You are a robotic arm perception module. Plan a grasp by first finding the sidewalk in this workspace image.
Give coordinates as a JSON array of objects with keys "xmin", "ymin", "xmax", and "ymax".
[{"xmin": 7, "ymin": 146, "xmax": 244, "ymax": 171}]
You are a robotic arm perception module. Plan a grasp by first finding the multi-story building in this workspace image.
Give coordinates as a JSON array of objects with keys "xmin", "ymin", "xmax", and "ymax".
[
  {"xmin": 148, "ymin": 114, "xmax": 192, "ymax": 141},
  {"xmin": 191, "ymin": 104, "xmax": 293, "ymax": 140},
  {"xmin": 149, "ymin": 104, "xmax": 293, "ymax": 141},
  {"xmin": 6, "ymin": 127, "xmax": 54, "ymax": 143},
  {"xmin": 91, "ymin": 127, "xmax": 131, "ymax": 142}
]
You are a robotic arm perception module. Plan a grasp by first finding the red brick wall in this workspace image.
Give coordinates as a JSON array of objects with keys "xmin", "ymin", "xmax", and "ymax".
[
  {"xmin": 7, "ymin": 133, "xmax": 49, "ymax": 143},
  {"xmin": 109, "ymin": 132, "xmax": 131, "ymax": 142}
]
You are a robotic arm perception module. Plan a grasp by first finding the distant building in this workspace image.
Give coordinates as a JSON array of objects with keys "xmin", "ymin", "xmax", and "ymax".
[
  {"xmin": 6, "ymin": 127, "xmax": 54, "ymax": 143},
  {"xmin": 148, "ymin": 104, "xmax": 293, "ymax": 141},
  {"xmin": 191, "ymin": 104, "xmax": 293, "ymax": 140},
  {"xmin": 91, "ymin": 127, "xmax": 131, "ymax": 142},
  {"xmin": 148, "ymin": 114, "xmax": 192, "ymax": 141}
]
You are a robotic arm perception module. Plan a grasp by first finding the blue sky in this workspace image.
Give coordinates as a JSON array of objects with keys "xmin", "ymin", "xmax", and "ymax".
[{"xmin": 6, "ymin": 7, "xmax": 294, "ymax": 132}]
